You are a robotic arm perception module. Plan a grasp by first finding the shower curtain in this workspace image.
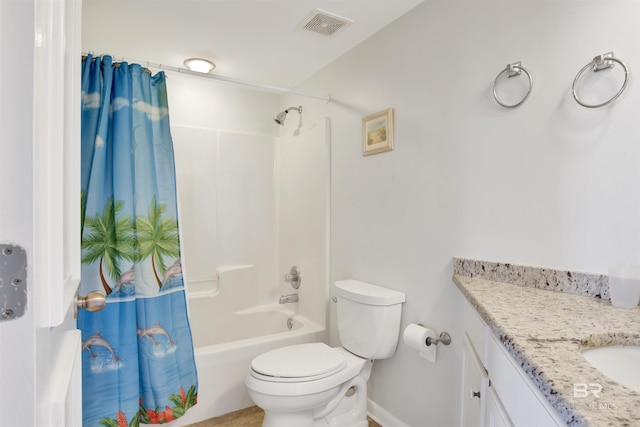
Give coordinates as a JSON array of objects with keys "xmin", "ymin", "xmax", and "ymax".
[{"xmin": 79, "ymin": 54, "xmax": 198, "ymax": 426}]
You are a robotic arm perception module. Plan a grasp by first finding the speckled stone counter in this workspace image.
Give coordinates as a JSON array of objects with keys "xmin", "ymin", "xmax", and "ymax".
[{"xmin": 453, "ymin": 259, "xmax": 640, "ymax": 427}]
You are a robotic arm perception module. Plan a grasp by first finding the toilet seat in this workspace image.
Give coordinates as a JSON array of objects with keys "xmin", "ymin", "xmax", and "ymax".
[
  {"xmin": 246, "ymin": 345, "xmax": 368, "ymax": 397},
  {"xmin": 251, "ymin": 343, "xmax": 346, "ymax": 383}
]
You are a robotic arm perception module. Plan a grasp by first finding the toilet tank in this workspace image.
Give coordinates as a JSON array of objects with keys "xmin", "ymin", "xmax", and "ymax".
[{"xmin": 334, "ymin": 280, "xmax": 406, "ymax": 359}]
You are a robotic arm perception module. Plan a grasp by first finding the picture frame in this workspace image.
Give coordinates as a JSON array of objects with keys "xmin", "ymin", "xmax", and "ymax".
[{"xmin": 362, "ymin": 108, "xmax": 394, "ymax": 156}]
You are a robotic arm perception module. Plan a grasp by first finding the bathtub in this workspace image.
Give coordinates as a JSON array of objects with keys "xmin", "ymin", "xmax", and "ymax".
[{"xmin": 172, "ymin": 267, "xmax": 326, "ymax": 426}]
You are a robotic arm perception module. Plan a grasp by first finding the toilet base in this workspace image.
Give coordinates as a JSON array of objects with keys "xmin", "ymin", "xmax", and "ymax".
[
  {"xmin": 312, "ymin": 373, "xmax": 369, "ymax": 427},
  {"xmin": 259, "ymin": 377, "xmax": 369, "ymax": 427}
]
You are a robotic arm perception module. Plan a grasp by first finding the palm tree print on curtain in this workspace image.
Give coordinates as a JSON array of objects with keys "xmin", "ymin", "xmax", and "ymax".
[
  {"xmin": 81, "ymin": 197, "xmax": 136, "ymax": 295},
  {"xmin": 136, "ymin": 197, "xmax": 181, "ymax": 289},
  {"xmin": 79, "ymin": 54, "xmax": 198, "ymax": 426}
]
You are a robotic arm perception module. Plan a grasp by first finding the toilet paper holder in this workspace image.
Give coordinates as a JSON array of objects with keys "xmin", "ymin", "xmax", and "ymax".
[
  {"xmin": 425, "ymin": 330, "xmax": 452, "ymax": 346},
  {"xmin": 416, "ymin": 323, "xmax": 451, "ymax": 346}
]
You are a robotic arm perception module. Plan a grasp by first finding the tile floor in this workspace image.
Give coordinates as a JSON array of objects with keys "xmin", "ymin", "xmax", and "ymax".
[{"xmin": 187, "ymin": 406, "xmax": 382, "ymax": 427}]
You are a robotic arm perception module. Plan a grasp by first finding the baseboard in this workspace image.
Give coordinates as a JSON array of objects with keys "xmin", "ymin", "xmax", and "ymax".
[{"xmin": 367, "ymin": 399, "xmax": 410, "ymax": 427}]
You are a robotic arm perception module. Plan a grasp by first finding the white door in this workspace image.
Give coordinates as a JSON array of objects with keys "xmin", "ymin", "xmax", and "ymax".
[{"xmin": 0, "ymin": 0, "xmax": 83, "ymax": 426}]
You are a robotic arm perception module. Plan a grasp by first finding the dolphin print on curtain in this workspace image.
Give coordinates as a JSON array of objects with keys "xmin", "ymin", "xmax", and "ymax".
[{"xmin": 79, "ymin": 54, "xmax": 198, "ymax": 426}]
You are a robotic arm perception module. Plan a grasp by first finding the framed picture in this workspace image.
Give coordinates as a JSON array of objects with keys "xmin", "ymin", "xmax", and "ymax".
[{"xmin": 362, "ymin": 108, "xmax": 394, "ymax": 156}]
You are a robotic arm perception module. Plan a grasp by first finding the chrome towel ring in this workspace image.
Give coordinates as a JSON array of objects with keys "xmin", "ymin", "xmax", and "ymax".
[
  {"xmin": 572, "ymin": 52, "xmax": 629, "ymax": 108},
  {"xmin": 493, "ymin": 62, "xmax": 533, "ymax": 108}
]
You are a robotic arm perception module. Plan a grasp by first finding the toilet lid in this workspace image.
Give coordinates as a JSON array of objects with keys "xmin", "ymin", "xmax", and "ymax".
[{"xmin": 251, "ymin": 342, "xmax": 346, "ymax": 380}]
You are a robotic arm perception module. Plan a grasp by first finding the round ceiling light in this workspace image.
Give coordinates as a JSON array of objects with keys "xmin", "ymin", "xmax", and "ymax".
[{"xmin": 183, "ymin": 58, "xmax": 216, "ymax": 74}]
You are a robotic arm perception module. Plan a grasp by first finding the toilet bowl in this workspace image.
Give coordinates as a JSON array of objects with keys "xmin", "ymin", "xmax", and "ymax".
[
  {"xmin": 246, "ymin": 343, "xmax": 371, "ymax": 427},
  {"xmin": 245, "ymin": 280, "xmax": 405, "ymax": 427}
]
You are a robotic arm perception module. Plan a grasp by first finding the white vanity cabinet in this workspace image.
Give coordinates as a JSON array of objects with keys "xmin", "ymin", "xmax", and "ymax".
[
  {"xmin": 485, "ymin": 387, "xmax": 513, "ymax": 427},
  {"xmin": 461, "ymin": 299, "xmax": 565, "ymax": 427},
  {"xmin": 462, "ymin": 334, "xmax": 490, "ymax": 427}
]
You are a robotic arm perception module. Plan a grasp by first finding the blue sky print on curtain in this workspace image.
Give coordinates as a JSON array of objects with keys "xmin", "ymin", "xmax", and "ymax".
[{"xmin": 79, "ymin": 54, "xmax": 197, "ymax": 426}]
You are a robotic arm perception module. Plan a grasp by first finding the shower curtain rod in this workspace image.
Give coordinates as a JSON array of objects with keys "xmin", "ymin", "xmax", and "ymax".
[{"xmin": 83, "ymin": 53, "xmax": 331, "ymax": 103}]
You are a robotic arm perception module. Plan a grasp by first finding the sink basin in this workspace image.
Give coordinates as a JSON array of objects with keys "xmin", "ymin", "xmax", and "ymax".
[{"xmin": 582, "ymin": 345, "xmax": 640, "ymax": 392}]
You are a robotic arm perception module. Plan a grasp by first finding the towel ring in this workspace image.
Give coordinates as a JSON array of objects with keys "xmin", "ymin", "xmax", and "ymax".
[
  {"xmin": 493, "ymin": 62, "xmax": 532, "ymax": 108},
  {"xmin": 572, "ymin": 53, "xmax": 629, "ymax": 108}
]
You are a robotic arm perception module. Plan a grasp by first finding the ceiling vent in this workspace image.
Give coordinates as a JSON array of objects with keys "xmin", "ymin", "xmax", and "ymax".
[{"xmin": 300, "ymin": 9, "xmax": 353, "ymax": 37}]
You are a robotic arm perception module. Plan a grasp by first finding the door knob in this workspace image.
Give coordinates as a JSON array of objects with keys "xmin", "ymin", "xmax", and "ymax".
[{"xmin": 75, "ymin": 290, "xmax": 106, "ymax": 317}]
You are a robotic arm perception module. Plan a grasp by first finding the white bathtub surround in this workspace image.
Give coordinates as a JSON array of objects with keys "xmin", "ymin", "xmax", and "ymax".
[
  {"xmin": 170, "ymin": 73, "xmax": 330, "ymax": 321},
  {"xmin": 186, "ymin": 264, "xmax": 254, "ymax": 299},
  {"xmin": 172, "ymin": 125, "xmax": 278, "ymax": 300},
  {"xmin": 454, "ymin": 272, "xmax": 640, "ymax": 426},
  {"xmin": 170, "ymin": 79, "xmax": 331, "ymax": 329},
  {"xmin": 276, "ymin": 117, "xmax": 331, "ymax": 328},
  {"xmin": 454, "ymin": 258, "xmax": 609, "ymax": 299}
]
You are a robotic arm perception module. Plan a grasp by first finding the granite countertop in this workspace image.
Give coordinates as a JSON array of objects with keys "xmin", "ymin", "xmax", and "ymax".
[{"xmin": 453, "ymin": 268, "xmax": 640, "ymax": 427}]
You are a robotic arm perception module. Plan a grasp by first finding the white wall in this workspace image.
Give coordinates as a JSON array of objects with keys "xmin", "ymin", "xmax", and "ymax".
[{"xmin": 295, "ymin": 1, "xmax": 640, "ymax": 426}]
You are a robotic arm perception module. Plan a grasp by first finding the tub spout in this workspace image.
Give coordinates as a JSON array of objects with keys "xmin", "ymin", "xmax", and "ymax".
[{"xmin": 279, "ymin": 293, "xmax": 298, "ymax": 304}]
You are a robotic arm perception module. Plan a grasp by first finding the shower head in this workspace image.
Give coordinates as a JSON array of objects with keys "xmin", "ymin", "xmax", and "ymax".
[
  {"xmin": 274, "ymin": 105, "xmax": 303, "ymax": 125},
  {"xmin": 274, "ymin": 111, "xmax": 288, "ymax": 125}
]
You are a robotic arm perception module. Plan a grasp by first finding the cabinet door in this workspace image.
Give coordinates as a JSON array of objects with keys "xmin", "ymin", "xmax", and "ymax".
[
  {"xmin": 462, "ymin": 334, "xmax": 490, "ymax": 427},
  {"xmin": 486, "ymin": 333, "xmax": 564, "ymax": 426},
  {"xmin": 485, "ymin": 387, "xmax": 514, "ymax": 427}
]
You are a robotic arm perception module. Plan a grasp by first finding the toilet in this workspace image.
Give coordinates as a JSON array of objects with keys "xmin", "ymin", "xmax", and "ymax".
[{"xmin": 245, "ymin": 279, "xmax": 406, "ymax": 427}]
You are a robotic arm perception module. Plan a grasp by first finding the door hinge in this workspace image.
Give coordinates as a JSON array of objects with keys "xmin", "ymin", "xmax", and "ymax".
[{"xmin": 0, "ymin": 244, "xmax": 27, "ymax": 321}]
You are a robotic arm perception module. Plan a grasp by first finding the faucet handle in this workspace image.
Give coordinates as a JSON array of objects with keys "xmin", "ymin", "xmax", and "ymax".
[{"xmin": 283, "ymin": 266, "xmax": 301, "ymax": 289}]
